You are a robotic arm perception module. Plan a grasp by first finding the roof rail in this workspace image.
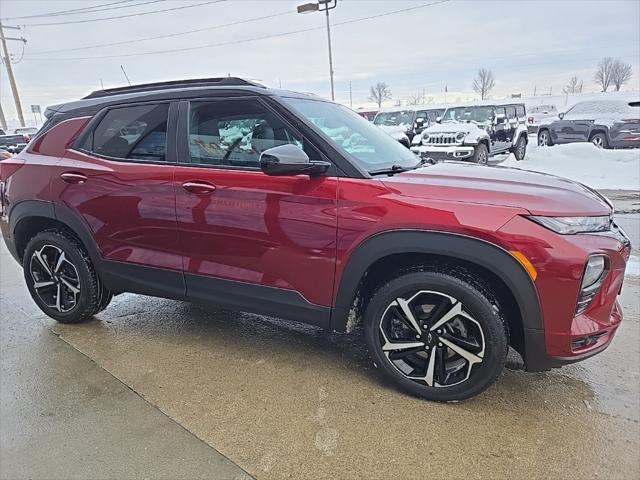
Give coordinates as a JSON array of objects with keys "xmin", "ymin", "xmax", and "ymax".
[{"xmin": 83, "ymin": 77, "xmax": 264, "ymax": 99}]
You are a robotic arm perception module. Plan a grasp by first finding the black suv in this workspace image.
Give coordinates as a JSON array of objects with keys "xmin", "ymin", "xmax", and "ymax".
[{"xmin": 537, "ymin": 99, "xmax": 640, "ymax": 149}]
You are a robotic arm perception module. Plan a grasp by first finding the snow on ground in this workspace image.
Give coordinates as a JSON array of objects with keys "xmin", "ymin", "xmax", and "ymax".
[
  {"xmin": 502, "ymin": 142, "xmax": 640, "ymax": 190},
  {"xmin": 626, "ymin": 255, "xmax": 639, "ymax": 277}
]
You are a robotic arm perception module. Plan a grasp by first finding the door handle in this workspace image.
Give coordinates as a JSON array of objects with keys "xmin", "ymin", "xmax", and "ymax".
[
  {"xmin": 60, "ymin": 172, "xmax": 88, "ymax": 184},
  {"xmin": 181, "ymin": 181, "xmax": 216, "ymax": 195}
]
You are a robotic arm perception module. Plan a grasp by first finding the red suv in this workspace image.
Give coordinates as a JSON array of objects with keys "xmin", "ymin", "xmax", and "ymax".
[{"xmin": 0, "ymin": 78, "xmax": 631, "ymax": 401}]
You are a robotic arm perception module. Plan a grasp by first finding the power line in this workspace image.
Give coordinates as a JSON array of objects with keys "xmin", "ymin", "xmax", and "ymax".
[
  {"xmin": 26, "ymin": 0, "xmax": 451, "ymax": 60},
  {"xmin": 1, "ymin": 0, "xmax": 135, "ymax": 21},
  {"xmin": 31, "ymin": 10, "xmax": 294, "ymax": 54},
  {"xmin": 21, "ymin": 0, "xmax": 226, "ymax": 27}
]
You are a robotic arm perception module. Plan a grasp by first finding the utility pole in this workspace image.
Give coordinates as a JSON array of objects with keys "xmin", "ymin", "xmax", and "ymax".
[
  {"xmin": 0, "ymin": 22, "xmax": 26, "ymax": 127},
  {"xmin": 349, "ymin": 81, "xmax": 352, "ymax": 108},
  {"xmin": 0, "ymin": 102, "xmax": 7, "ymax": 131}
]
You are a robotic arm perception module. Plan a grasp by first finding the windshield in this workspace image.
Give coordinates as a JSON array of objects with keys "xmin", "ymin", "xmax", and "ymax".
[
  {"xmin": 441, "ymin": 106, "xmax": 495, "ymax": 123},
  {"xmin": 416, "ymin": 109, "xmax": 444, "ymax": 123},
  {"xmin": 373, "ymin": 110, "xmax": 414, "ymax": 127},
  {"xmin": 283, "ymin": 97, "xmax": 419, "ymax": 172}
]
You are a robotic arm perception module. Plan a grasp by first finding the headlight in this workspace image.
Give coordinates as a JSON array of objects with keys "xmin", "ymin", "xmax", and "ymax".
[
  {"xmin": 456, "ymin": 132, "xmax": 466, "ymax": 141},
  {"xmin": 422, "ymin": 133, "xmax": 429, "ymax": 141},
  {"xmin": 527, "ymin": 215, "xmax": 611, "ymax": 234}
]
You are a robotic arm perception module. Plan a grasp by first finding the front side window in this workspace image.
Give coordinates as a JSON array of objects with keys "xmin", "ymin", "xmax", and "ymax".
[
  {"xmin": 283, "ymin": 97, "xmax": 418, "ymax": 172},
  {"xmin": 89, "ymin": 104, "xmax": 169, "ymax": 162},
  {"xmin": 189, "ymin": 99, "xmax": 310, "ymax": 167}
]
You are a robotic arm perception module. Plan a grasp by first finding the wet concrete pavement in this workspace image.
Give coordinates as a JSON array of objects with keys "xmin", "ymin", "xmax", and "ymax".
[{"xmin": 1, "ymin": 213, "xmax": 639, "ymax": 479}]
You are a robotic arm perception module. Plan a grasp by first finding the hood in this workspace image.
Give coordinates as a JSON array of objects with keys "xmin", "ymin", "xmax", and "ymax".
[
  {"xmin": 424, "ymin": 121, "xmax": 488, "ymax": 135},
  {"xmin": 381, "ymin": 162, "xmax": 612, "ymax": 216},
  {"xmin": 378, "ymin": 125, "xmax": 409, "ymax": 140}
]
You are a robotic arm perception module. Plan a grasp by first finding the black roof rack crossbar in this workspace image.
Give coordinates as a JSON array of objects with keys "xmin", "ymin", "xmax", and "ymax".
[{"xmin": 83, "ymin": 77, "xmax": 263, "ymax": 99}]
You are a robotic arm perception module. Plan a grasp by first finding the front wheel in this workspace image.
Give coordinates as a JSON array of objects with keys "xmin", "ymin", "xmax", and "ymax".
[
  {"xmin": 363, "ymin": 269, "xmax": 508, "ymax": 402},
  {"xmin": 472, "ymin": 143, "xmax": 489, "ymax": 165},
  {"xmin": 537, "ymin": 129, "xmax": 553, "ymax": 147}
]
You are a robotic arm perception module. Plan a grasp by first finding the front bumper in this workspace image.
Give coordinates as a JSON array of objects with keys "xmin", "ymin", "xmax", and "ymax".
[
  {"xmin": 498, "ymin": 216, "xmax": 631, "ymax": 371},
  {"xmin": 411, "ymin": 145, "xmax": 476, "ymax": 162}
]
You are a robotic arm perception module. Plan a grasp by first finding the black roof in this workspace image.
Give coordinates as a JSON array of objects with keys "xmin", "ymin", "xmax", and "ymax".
[{"xmin": 83, "ymin": 77, "xmax": 264, "ymax": 99}]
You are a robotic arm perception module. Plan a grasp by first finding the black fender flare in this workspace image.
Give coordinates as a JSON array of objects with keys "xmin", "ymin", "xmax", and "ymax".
[
  {"xmin": 330, "ymin": 230, "xmax": 543, "ymax": 333},
  {"xmin": 9, "ymin": 199, "xmax": 103, "ymax": 265}
]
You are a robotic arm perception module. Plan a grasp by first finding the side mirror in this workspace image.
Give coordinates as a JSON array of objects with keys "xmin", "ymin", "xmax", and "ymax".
[
  {"xmin": 415, "ymin": 117, "xmax": 424, "ymax": 128},
  {"xmin": 558, "ymin": 112, "xmax": 565, "ymax": 120},
  {"xmin": 495, "ymin": 113, "xmax": 506, "ymax": 124},
  {"xmin": 435, "ymin": 116, "xmax": 442, "ymax": 124},
  {"xmin": 259, "ymin": 144, "xmax": 331, "ymax": 176}
]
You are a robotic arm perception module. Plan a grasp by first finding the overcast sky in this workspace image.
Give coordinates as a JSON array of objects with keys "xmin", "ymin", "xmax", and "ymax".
[{"xmin": 1, "ymin": 0, "xmax": 639, "ymax": 127}]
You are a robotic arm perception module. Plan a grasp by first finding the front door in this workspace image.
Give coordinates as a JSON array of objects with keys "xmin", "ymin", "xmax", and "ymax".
[{"xmin": 173, "ymin": 98, "xmax": 338, "ymax": 326}]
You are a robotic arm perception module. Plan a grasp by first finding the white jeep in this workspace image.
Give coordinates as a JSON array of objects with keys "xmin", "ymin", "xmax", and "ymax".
[{"xmin": 411, "ymin": 102, "xmax": 528, "ymax": 164}]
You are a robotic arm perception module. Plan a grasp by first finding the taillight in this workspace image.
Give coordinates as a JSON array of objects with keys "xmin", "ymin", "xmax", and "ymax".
[{"xmin": 527, "ymin": 116, "xmax": 534, "ymax": 124}]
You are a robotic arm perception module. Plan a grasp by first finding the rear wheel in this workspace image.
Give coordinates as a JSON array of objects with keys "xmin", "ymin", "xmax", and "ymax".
[
  {"xmin": 590, "ymin": 132, "xmax": 609, "ymax": 149},
  {"xmin": 363, "ymin": 268, "xmax": 508, "ymax": 402},
  {"xmin": 512, "ymin": 135, "xmax": 527, "ymax": 160},
  {"xmin": 537, "ymin": 129, "xmax": 552, "ymax": 146},
  {"xmin": 472, "ymin": 143, "xmax": 489, "ymax": 165},
  {"xmin": 23, "ymin": 230, "xmax": 111, "ymax": 323}
]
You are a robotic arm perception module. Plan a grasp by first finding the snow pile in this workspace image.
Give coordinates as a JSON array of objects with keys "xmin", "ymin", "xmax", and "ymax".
[{"xmin": 502, "ymin": 142, "xmax": 640, "ymax": 190}]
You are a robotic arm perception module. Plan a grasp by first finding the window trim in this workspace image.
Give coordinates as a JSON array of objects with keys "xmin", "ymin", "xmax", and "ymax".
[
  {"xmin": 178, "ymin": 96, "xmax": 335, "ymax": 175},
  {"xmin": 73, "ymin": 100, "xmax": 178, "ymax": 165}
]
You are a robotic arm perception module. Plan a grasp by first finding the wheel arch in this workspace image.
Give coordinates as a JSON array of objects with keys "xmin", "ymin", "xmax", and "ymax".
[
  {"xmin": 331, "ymin": 230, "xmax": 543, "ymax": 356},
  {"xmin": 10, "ymin": 200, "xmax": 102, "ymax": 265},
  {"xmin": 588, "ymin": 127, "xmax": 609, "ymax": 141}
]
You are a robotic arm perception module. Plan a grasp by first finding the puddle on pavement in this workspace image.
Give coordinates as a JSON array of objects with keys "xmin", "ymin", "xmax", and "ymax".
[{"xmin": 50, "ymin": 285, "xmax": 640, "ymax": 480}]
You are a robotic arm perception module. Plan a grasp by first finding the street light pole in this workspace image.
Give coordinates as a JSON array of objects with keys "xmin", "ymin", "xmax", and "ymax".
[
  {"xmin": 297, "ymin": 0, "xmax": 337, "ymax": 101},
  {"xmin": 323, "ymin": 2, "xmax": 335, "ymax": 101}
]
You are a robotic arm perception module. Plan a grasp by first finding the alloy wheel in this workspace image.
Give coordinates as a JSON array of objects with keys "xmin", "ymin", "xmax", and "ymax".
[
  {"xmin": 29, "ymin": 244, "xmax": 81, "ymax": 313},
  {"xmin": 591, "ymin": 135, "xmax": 604, "ymax": 148},
  {"xmin": 478, "ymin": 149, "xmax": 488, "ymax": 165},
  {"xmin": 538, "ymin": 132, "xmax": 549, "ymax": 146},
  {"xmin": 378, "ymin": 290, "xmax": 485, "ymax": 388}
]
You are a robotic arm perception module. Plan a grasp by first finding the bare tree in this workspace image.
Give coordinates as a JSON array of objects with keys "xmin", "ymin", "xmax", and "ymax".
[
  {"xmin": 368, "ymin": 82, "xmax": 392, "ymax": 108},
  {"xmin": 472, "ymin": 68, "xmax": 495, "ymax": 100},
  {"xmin": 406, "ymin": 92, "xmax": 424, "ymax": 105},
  {"xmin": 562, "ymin": 76, "xmax": 584, "ymax": 94},
  {"xmin": 595, "ymin": 57, "xmax": 615, "ymax": 92},
  {"xmin": 611, "ymin": 59, "xmax": 633, "ymax": 91}
]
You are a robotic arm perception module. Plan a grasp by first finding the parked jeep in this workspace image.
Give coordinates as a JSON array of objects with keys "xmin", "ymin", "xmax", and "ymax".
[
  {"xmin": 0, "ymin": 78, "xmax": 630, "ymax": 402},
  {"xmin": 373, "ymin": 105, "xmax": 446, "ymax": 147},
  {"xmin": 411, "ymin": 102, "xmax": 528, "ymax": 164}
]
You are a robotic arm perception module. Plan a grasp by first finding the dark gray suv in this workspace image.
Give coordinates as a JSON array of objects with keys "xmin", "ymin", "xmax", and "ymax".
[{"xmin": 537, "ymin": 100, "xmax": 640, "ymax": 149}]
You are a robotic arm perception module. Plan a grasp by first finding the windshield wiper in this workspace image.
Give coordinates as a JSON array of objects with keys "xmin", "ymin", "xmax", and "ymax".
[{"xmin": 368, "ymin": 164, "xmax": 410, "ymax": 176}]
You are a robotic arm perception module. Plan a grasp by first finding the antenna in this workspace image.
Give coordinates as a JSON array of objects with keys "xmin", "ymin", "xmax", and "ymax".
[{"xmin": 120, "ymin": 65, "xmax": 131, "ymax": 86}]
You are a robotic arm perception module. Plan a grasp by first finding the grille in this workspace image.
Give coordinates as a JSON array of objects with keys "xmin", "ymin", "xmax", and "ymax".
[{"xmin": 425, "ymin": 133, "xmax": 459, "ymax": 145}]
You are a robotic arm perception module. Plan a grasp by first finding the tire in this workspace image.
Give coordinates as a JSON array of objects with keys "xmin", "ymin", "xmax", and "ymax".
[
  {"xmin": 511, "ymin": 135, "xmax": 527, "ymax": 161},
  {"xmin": 472, "ymin": 143, "xmax": 489, "ymax": 165},
  {"xmin": 23, "ymin": 230, "xmax": 107, "ymax": 323},
  {"xmin": 590, "ymin": 132, "xmax": 609, "ymax": 149},
  {"xmin": 363, "ymin": 268, "xmax": 508, "ymax": 402},
  {"xmin": 537, "ymin": 129, "xmax": 553, "ymax": 147}
]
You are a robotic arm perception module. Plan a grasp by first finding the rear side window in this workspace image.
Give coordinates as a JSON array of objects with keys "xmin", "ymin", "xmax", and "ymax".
[
  {"xmin": 85, "ymin": 104, "xmax": 169, "ymax": 162},
  {"xmin": 505, "ymin": 106, "xmax": 516, "ymax": 119},
  {"xmin": 515, "ymin": 105, "xmax": 525, "ymax": 117}
]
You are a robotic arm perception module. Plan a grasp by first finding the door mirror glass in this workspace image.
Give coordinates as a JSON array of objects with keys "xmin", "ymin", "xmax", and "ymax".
[{"xmin": 260, "ymin": 144, "xmax": 330, "ymax": 176}]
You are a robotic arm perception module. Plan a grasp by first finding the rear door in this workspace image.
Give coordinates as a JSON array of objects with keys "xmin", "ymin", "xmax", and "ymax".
[
  {"xmin": 50, "ymin": 102, "xmax": 183, "ymax": 295},
  {"xmin": 173, "ymin": 97, "xmax": 338, "ymax": 325}
]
